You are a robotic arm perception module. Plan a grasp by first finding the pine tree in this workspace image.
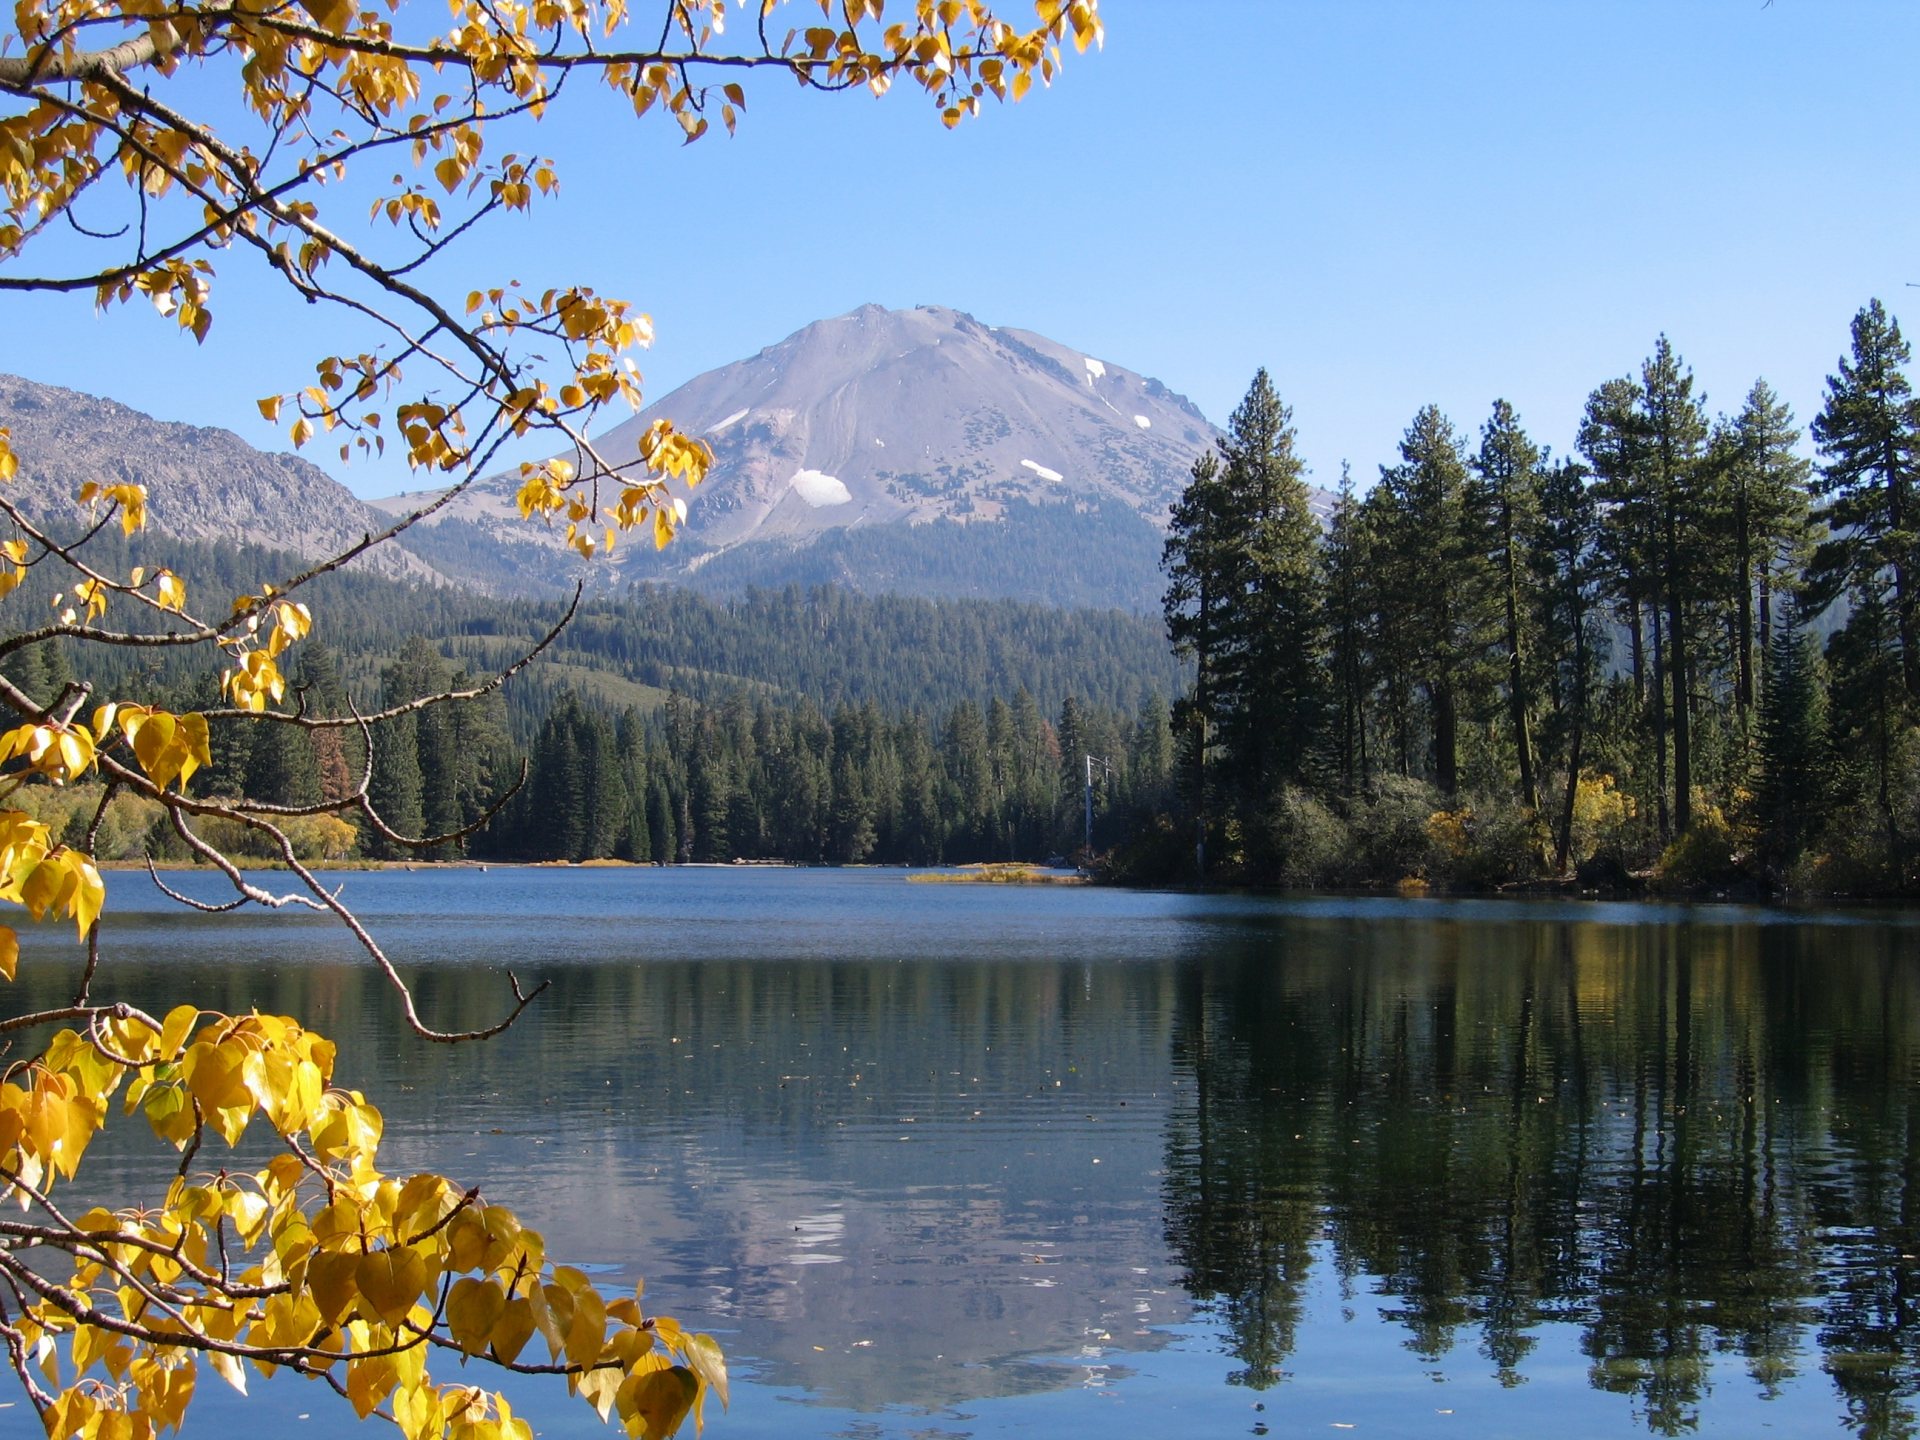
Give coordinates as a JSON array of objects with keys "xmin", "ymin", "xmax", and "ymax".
[
  {"xmin": 1755, "ymin": 614, "xmax": 1828, "ymax": 873},
  {"xmin": 1320, "ymin": 463, "xmax": 1372, "ymax": 799},
  {"xmin": 1528, "ymin": 456, "xmax": 1604, "ymax": 872},
  {"xmin": 244, "ymin": 714, "xmax": 322, "ymax": 808},
  {"xmin": 1723, "ymin": 380, "xmax": 1813, "ymax": 718},
  {"xmin": 1130, "ymin": 691, "xmax": 1174, "ymax": 805},
  {"xmin": 294, "ymin": 642, "xmax": 359, "ymax": 805},
  {"xmin": 1826, "ymin": 579, "xmax": 1905, "ymax": 861},
  {"xmin": 1808, "ymin": 298, "xmax": 1920, "ymax": 699},
  {"xmin": 1472, "ymin": 400, "xmax": 1543, "ymax": 811},
  {"xmin": 1581, "ymin": 375, "xmax": 1664, "ymax": 844},
  {"xmin": 1639, "ymin": 336, "xmax": 1713, "ymax": 836},
  {"xmin": 1210, "ymin": 371, "xmax": 1326, "ymax": 799},
  {"xmin": 1368, "ymin": 404, "xmax": 1496, "ymax": 798},
  {"xmin": 1162, "ymin": 447, "xmax": 1233, "ymax": 872}
]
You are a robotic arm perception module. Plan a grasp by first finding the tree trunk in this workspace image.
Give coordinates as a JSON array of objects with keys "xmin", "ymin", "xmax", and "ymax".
[
  {"xmin": 1664, "ymin": 493, "xmax": 1692, "ymax": 836},
  {"xmin": 1650, "ymin": 603, "xmax": 1671, "ymax": 844},
  {"xmin": 1432, "ymin": 680, "xmax": 1458, "ymax": 798},
  {"xmin": 1628, "ymin": 599, "xmax": 1646, "ymax": 705},
  {"xmin": 1555, "ymin": 620, "xmax": 1588, "ymax": 877},
  {"xmin": 1886, "ymin": 433, "xmax": 1920, "ymax": 700},
  {"xmin": 1503, "ymin": 509, "xmax": 1539, "ymax": 811},
  {"xmin": 1759, "ymin": 569, "xmax": 1775, "ymax": 688},
  {"xmin": 1734, "ymin": 496, "xmax": 1754, "ymax": 719}
]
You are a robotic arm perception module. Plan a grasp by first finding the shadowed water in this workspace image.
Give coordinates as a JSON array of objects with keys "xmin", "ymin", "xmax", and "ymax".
[{"xmin": 10, "ymin": 869, "xmax": 1920, "ymax": 1438}]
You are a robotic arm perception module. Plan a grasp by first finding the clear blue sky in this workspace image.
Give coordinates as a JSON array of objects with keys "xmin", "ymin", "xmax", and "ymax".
[{"xmin": 4, "ymin": 0, "xmax": 1918, "ymax": 498}]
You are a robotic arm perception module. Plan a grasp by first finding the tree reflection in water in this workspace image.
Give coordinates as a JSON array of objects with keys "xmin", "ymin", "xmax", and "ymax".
[{"xmin": 1161, "ymin": 913, "xmax": 1920, "ymax": 1438}]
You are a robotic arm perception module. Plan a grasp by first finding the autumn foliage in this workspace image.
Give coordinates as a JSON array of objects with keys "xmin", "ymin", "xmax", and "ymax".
[{"xmin": 0, "ymin": 1, "xmax": 1102, "ymax": 1434}]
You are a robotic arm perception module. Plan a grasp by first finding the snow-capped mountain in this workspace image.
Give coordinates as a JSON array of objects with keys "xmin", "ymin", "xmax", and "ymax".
[{"xmin": 374, "ymin": 304, "xmax": 1242, "ymax": 610}]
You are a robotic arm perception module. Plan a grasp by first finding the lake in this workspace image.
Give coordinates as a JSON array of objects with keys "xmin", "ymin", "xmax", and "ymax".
[{"xmin": 10, "ymin": 868, "xmax": 1920, "ymax": 1438}]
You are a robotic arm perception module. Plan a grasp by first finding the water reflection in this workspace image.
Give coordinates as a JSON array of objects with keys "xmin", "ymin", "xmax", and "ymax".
[
  {"xmin": 9, "ymin": 872, "xmax": 1920, "ymax": 1436},
  {"xmin": 1163, "ymin": 914, "xmax": 1920, "ymax": 1437}
]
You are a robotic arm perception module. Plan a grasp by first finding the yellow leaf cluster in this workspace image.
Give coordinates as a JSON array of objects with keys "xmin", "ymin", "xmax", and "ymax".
[
  {"xmin": 0, "ymin": 720, "xmax": 97, "ymax": 785},
  {"xmin": 102, "ymin": 704, "xmax": 212, "ymax": 791},
  {"xmin": 0, "ymin": 809, "xmax": 104, "ymax": 937},
  {"xmin": 152, "ymin": 568, "xmax": 188, "ymax": 612},
  {"xmin": 0, "ymin": 538, "xmax": 28, "ymax": 601},
  {"xmin": 62, "ymin": 576, "xmax": 110, "ymax": 624},
  {"xmin": 1, "ymin": 1006, "xmax": 726, "ymax": 1440},
  {"xmin": 221, "ymin": 649, "xmax": 286, "ymax": 711},
  {"xmin": 77, "ymin": 480, "xmax": 149, "ymax": 536},
  {"xmin": 219, "ymin": 594, "xmax": 311, "ymax": 710}
]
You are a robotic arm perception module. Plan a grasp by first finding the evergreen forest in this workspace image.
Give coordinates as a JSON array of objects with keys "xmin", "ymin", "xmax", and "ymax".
[{"xmin": 1153, "ymin": 299, "xmax": 1920, "ymax": 895}]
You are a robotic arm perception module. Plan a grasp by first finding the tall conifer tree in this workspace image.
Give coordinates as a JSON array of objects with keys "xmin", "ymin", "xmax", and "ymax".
[
  {"xmin": 1472, "ymin": 400, "xmax": 1543, "ymax": 811},
  {"xmin": 1808, "ymin": 299, "xmax": 1920, "ymax": 698},
  {"xmin": 1369, "ymin": 405, "xmax": 1495, "ymax": 797}
]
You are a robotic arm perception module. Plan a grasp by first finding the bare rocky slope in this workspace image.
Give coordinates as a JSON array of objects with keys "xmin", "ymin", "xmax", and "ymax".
[
  {"xmin": 3, "ymin": 308, "xmax": 1334, "ymax": 612},
  {"xmin": 0, "ymin": 373, "xmax": 442, "ymax": 584},
  {"xmin": 374, "ymin": 304, "xmax": 1329, "ymax": 610}
]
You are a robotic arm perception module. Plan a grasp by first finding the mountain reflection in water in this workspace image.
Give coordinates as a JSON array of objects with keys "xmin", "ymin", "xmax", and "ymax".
[{"xmin": 12, "ymin": 870, "xmax": 1920, "ymax": 1438}]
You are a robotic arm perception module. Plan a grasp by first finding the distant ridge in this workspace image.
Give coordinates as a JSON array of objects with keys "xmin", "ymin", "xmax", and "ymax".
[
  {"xmin": 0, "ymin": 372, "xmax": 444, "ymax": 584},
  {"xmin": 3, "ymin": 309, "xmax": 1337, "ymax": 612}
]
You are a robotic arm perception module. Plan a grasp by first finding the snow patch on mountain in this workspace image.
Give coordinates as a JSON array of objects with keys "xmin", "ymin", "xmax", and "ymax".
[
  {"xmin": 1021, "ymin": 459, "xmax": 1064, "ymax": 483},
  {"xmin": 709, "ymin": 408, "xmax": 750, "ymax": 433},
  {"xmin": 791, "ymin": 469, "xmax": 852, "ymax": 507},
  {"xmin": 1083, "ymin": 357, "xmax": 1106, "ymax": 383},
  {"xmin": 1134, "ymin": 415, "xmax": 1152, "ymax": 429}
]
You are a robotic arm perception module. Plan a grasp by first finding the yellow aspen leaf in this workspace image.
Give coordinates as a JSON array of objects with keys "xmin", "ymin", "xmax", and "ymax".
[
  {"xmin": 131, "ymin": 1356, "xmax": 195, "ymax": 1431},
  {"xmin": 137, "ymin": 1081, "xmax": 190, "ymax": 1146},
  {"xmin": 183, "ymin": 1039, "xmax": 251, "ymax": 1117},
  {"xmin": 685, "ymin": 1331, "xmax": 730, "ymax": 1412},
  {"xmin": 256, "ymin": 395, "xmax": 283, "ymax": 423},
  {"xmin": 64, "ymin": 851, "xmax": 104, "ymax": 937},
  {"xmin": 273, "ymin": 600, "xmax": 313, "ymax": 642},
  {"xmin": 305, "ymin": 1250, "xmax": 362, "ymax": 1326},
  {"xmin": 17, "ymin": 855, "xmax": 70, "ymax": 925},
  {"xmin": 207, "ymin": 1348, "xmax": 248, "ymax": 1395},
  {"xmin": 0, "ymin": 924, "xmax": 15, "ymax": 981},
  {"xmin": 356, "ymin": 1245, "xmax": 429, "ymax": 1327},
  {"xmin": 578, "ymin": 1362, "xmax": 623, "ymax": 1422},
  {"xmin": 562, "ymin": 1281, "xmax": 608, "ymax": 1374},
  {"xmin": 154, "ymin": 569, "xmax": 188, "ymax": 612},
  {"xmin": 224, "ymin": 1188, "xmax": 271, "ymax": 1246},
  {"xmin": 101, "ymin": 1013, "xmax": 160, "ymax": 1063},
  {"xmin": 0, "ymin": 428, "xmax": 15, "ymax": 482},
  {"xmin": 446, "ymin": 1276, "xmax": 507, "ymax": 1354},
  {"xmin": 526, "ymin": 1278, "xmax": 570, "ymax": 1362},
  {"xmin": 489, "ymin": 1295, "xmax": 537, "ymax": 1365},
  {"xmin": 159, "ymin": 1004, "xmax": 200, "ymax": 1058},
  {"xmin": 107, "ymin": 484, "xmax": 148, "ymax": 535},
  {"xmin": 615, "ymin": 1364, "xmax": 698, "ymax": 1440}
]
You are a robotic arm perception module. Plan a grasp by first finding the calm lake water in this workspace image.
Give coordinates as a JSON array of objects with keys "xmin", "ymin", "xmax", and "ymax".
[{"xmin": 12, "ymin": 868, "xmax": 1920, "ymax": 1438}]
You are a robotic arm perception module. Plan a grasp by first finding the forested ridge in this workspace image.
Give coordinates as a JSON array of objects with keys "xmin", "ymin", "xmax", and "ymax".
[
  {"xmin": 0, "ymin": 534, "xmax": 1180, "ymax": 867},
  {"xmin": 16, "ymin": 302, "xmax": 1920, "ymax": 892},
  {"xmin": 1151, "ymin": 299, "xmax": 1920, "ymax": 895}
]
